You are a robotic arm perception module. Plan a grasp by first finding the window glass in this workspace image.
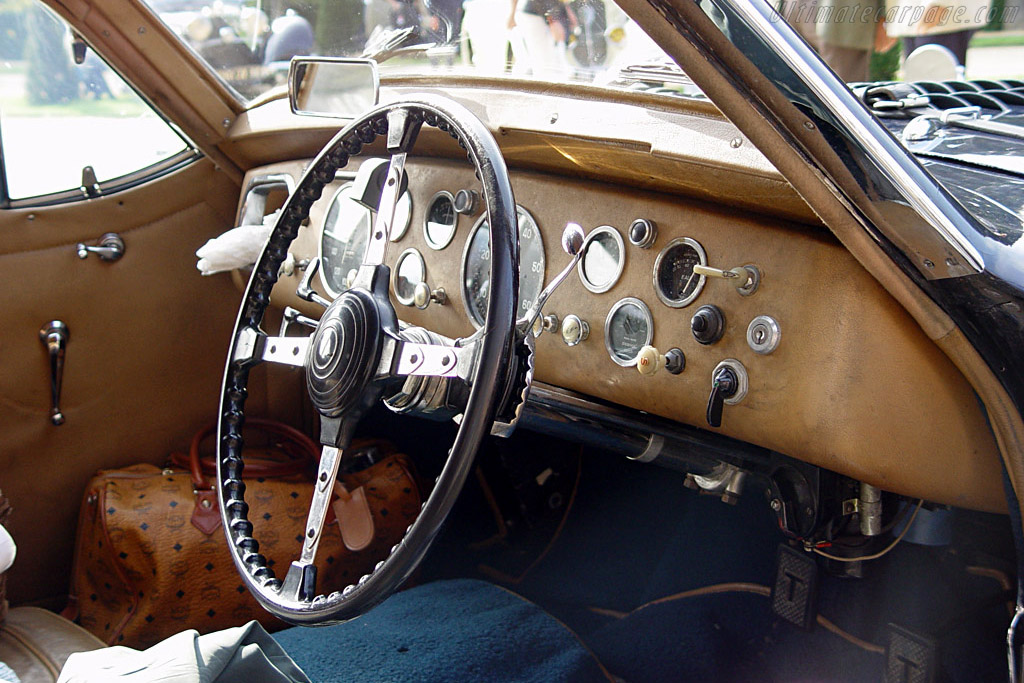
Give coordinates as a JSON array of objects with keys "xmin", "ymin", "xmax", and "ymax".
[
  {"xmin": 0, "ymin": 1, "xmax": 189, "ymax": 201},
  {"xmin": 136, "ymin": 0, "xmax": 688, "ymax": 104}
]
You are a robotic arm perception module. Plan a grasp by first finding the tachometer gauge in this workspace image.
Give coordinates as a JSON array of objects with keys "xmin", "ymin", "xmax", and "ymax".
[
  {"xmin": 461, "ymin": 206, "xmax": 546, "ymax": 328},
  {"xmin": 319, "ymin": 182, "xmax": 412, "ymax": 297},
  {"xmin": 578, "ymin": 225, "xmax": 625, "ymax": 293},
  {"xmin": 424, "ymin": 191, "xmax": 458, "ymax": 249},
  {"xmin": 605, "ymin": 297, "xmax": 653, "ymax": 367},
  {"xmin": 653, "ymin": 237, "xmax": 707, "ymax": 308}
]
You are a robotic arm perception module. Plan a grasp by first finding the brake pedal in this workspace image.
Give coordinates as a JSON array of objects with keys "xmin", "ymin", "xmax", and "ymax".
[{"xmin": 771, "ymin": 543, "xmax": 819, "ymax": 630}]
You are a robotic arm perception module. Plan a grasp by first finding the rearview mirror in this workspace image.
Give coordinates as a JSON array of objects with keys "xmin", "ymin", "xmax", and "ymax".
[{"xmin": 289, "ymin": 57, "xmax": 379, "ymax": 119}]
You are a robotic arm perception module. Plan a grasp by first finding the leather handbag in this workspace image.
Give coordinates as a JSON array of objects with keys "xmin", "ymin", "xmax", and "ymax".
[{"xmin": 65, "ymin": 420, "xmax": 421, "ymax": 649}]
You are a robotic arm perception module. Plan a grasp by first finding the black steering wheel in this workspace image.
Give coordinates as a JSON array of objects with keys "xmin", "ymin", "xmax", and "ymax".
[{"xmin": 217, "ymin": 95, "xmax": 520, "ymax": 625}]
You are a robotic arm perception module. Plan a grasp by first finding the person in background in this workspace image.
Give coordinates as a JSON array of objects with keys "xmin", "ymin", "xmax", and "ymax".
[
  {"xmin": 508, "ymin": 0, "xmax": 568, "ymax": 76},
  {"xmin": 813, "ymin": 0, "xmax": 888, "ymax": 81},
  {"xmin": 426, "ymin": 0, "xmax": 465, "ymax": 47},
  {"xmin": 885, "ymin": 0, "xmax": 988, "ymax": 68}
]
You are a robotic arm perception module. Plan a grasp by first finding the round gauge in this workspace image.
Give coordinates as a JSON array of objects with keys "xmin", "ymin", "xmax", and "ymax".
[
  {"xmin": 653, "ymin": 237, "xmax": 707, "ymax": 308},
  {"xmin": 319, "ymin": 183, "xmax": 412, "ymax": 297},
  {"xmin": 462, "ymin": 206, "xmax": 546, "ymax": 328},
  {"xmin": 604, "ymin": 297, "xmax": 654, "ymax": 367},
  {"xmin": 392, "ymin": 248, "xmax": 426, "ymax": 306},
  {"xmin": 319, "ymin": 183, "xmax": 372, "ymax": 298},
  {"xmin": 424, "ymin": 191, "xmax": 458, "ymax": 250},
  {"xmin": 578, "ymin": 225, "xmax": 625, "ymax": 294},
  {"xmin": 389, "ymin": 191, "xmax": 413, "ymax": 242}
]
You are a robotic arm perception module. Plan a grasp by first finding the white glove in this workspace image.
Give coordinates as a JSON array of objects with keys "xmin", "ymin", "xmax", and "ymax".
[
  {"xmin": 195, "ymin": 210, "xmax": 280, "ymax": 276},
  {"xmin": 0, "ymin": 524, "xmax": 16, "ymax": 574}
]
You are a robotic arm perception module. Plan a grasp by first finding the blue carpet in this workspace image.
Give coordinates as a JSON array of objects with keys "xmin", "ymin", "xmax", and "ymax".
[{"xmin": 274, "ymin": 578, "xmax": 608, "ymax": 682}]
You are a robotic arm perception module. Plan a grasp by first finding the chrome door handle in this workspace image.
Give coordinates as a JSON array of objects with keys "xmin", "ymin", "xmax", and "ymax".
[
  {"xmin": 76, "ymin": 233, "xmax": 124, "ymax": 261},
  {"xmin": 39, "ymin": 321, "xmax": 69, "ymax": 425}
]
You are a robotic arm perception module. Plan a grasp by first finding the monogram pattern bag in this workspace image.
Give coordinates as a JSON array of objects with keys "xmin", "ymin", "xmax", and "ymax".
[{"xmin": 65, "ymin": 423, "xmax": 420, "ymax": 648}]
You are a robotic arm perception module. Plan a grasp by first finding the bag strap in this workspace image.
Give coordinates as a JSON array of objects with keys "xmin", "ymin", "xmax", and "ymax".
[{"xmin": 169, "ymin": 418, "xmax": 320, "ymax": 489}]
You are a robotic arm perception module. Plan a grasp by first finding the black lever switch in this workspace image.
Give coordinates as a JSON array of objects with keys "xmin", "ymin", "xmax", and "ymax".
[{"xmin": 706, "ymin": 366, "xmax": 738, "ymax": 428}]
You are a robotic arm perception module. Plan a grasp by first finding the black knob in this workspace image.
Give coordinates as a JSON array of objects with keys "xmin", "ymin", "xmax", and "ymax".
[
  {"xmin": 454, "ymin": 189, "xmax": 479, "ymax": 215},
  {"xmin": 706, "ymin": 366, "xmax": 738, "ymax": 428},
  {"xmin": 691, "ymin": 305, "xmax": 725, "ymax": 345},
  {"xmin": 628, "ymin": 218, "xmax": 657, "ymax": 249}
]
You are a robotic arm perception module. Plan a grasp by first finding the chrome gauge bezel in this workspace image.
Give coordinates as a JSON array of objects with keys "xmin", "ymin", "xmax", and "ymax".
[
  {"xmin": 318, "ymin": 181, "xmax": 364, "ymax": 299},
  {"xmin": 461, "ymin": 205, "xmax": 546, "ymax": 329},
  {"xmin": 604, "ymin": 297, "xmax": 654, "ymax": 367},
  {"xmin": 423, "ymin": 190, "xmax": 458, "ymax": 250},
  {"xmin": 577, "ymin": 225, "xmax": 626, "ymax": 294},
  {"xmin": 389, "ymin": 190, "xmax": 413, "ymax": 242},
  {"xmin": 653, "ymin": 237, "xmax": 707, "ymax": 308},
  {"xmin": 392, "ymin": 248, "xmax": 426, "ymax": 306}
]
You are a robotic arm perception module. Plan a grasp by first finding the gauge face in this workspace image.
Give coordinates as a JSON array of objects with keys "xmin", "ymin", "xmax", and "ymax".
[
  {"xmin": 653, "ymin": 237, "xmax": 707, "ymax": 308},
  {"xmin": 578, "ymin": 226, "xmax": 625, "ymax": 293},
  {"xmin": 393, "ymin": 248, "xmax": 425, "ymax": 306},
  {"xmin": 319, "ymin": 182, "xmax": 412, "ymax": 297},
  {"xmin": 462, "ymin": 207, "xmax": 546, "ymax": 328},
  {"xmin": 424, "ymin": 191, "xmax": 458, "ymax": 249},
  {"xmin": 319, "ymin": 183, "xmax": 372, "ymax": 297},
  {"xmin": 605, "ymin": 298, "xmax": 653, "ymax": 367}
]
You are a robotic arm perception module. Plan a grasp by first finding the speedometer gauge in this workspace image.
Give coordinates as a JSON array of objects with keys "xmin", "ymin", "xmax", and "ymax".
[
  {"xmin": 653, "ymin": 237, "xmax": 707, "ymax": 308},
  {"xmin": 461, "ymin": 206, "xmax": 546, "ymax": 328},
  {"xmin": 605, "ymin": 297, "xmax": 653, "ymax": 367}
]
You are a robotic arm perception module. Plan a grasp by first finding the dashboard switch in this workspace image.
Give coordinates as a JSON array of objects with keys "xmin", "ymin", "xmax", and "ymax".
[
  {"xmin": 561, "ymin": 315, "xmax": 589, "ymax": 346},
  {"xmin": 413, "ymin": 282, "xmax": 447, "ymax": 309},
  {"xmin": 706, "ymin": 359, "xmax": 748, "ymax": 428},
  {"xmin": 692, "ymin": 263, "xmax": 760, "ymax": 296},
  {"xmin": 628, "ymin": 218, "xmax": 657, "ymax": 249},
  {"xmin": 453, "ymin": 189, "xmax": 479, "ymax": 215},
  {"xmin": 636, "ymin": 345, "xmax": 684, "ymax": 376},
  {"xmin": 691, "ymin": 305, "xmax": 725, "ymax": 345}
]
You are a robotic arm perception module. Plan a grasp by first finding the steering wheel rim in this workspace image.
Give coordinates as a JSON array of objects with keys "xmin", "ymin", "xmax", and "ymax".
[{"xmin": 217, "ymin": 95, "xmax": 519, "ymax": 625}]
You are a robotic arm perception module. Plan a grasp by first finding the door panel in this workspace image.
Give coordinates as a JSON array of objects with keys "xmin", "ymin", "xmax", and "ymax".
[{"xmin": 0, "ymin": 158, "xmax": 245, "ymax": 603}]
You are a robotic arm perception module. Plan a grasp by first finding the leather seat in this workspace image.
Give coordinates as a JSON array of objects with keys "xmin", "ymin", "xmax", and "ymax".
[{"xmin": 0, "ymin": 607, "xmax": 105, "ymax": 682}]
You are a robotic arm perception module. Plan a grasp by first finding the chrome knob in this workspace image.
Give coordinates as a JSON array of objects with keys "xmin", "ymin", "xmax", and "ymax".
[
  {"xmin": 628, "ymin": 219, "xmax": 657, "ymax": 249},
  {"xmin": 636, "ymin": 345, "xmax": 684, "ymax": 376},
  {"xmin": 561, "ymin": 222, "xmax": 585, "ymax": 257},
  {"xmin": 413, "ymin": 282, "xmax": 447, "ymax": 310},
  {"xmin": 560, "ymin": 315, "xmax": 589, "ymax": 346},
  {"xmin": 453, "ymin": 189, "xmax": 479, "ymax": 215}
]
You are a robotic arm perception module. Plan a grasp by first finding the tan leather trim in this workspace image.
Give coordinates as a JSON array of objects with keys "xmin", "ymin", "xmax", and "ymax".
[{"xmin": 2, "ymin": 628, "xmax": 61, "ymax": 680}]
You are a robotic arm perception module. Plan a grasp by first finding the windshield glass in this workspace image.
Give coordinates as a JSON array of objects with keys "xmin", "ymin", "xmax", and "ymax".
[{"xmin": 138, "ymin": 0, "xmax": 691, "ymax": 102}]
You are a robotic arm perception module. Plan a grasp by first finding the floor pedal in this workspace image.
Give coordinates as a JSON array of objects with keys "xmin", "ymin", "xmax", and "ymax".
[
  {"xmin": 884, "ymin": 624, "xmax": 937, "ymax": 683},
  {"xmin": 771, "ymin": 543, "xmax": 818, "ymax": 630}
]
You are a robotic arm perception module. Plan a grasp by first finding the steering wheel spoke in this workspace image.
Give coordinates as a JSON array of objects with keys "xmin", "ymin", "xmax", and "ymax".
[{"xmin": 381, "ymin": 335, "xmax": 475, "ymax": 381}]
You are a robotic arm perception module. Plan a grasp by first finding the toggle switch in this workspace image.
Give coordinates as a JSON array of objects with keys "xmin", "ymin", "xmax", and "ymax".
[{"xmin": 706, "ymin": 359, "xmax": 748, "ymax": 428}]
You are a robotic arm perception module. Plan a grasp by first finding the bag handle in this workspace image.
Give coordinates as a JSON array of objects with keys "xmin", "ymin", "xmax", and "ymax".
[{"xmin": 170, "ymin": 418, "xmax": 320, "ymax": 490}]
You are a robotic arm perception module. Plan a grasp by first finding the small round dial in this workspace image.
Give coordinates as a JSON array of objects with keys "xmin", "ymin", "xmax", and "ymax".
[
  {"xmin": 578, "ymin": 226, "xmax": 625, "ymax": 294},
  {"xmin": 653, "ymin": 237, "xmax": 707, "ymax": 308},
  {"xmin": 462, "ymin": 206, "xmax": 546, "ymax": 328},
  {"xmin": 604, "ymin": 297, "xmax": 654, "ymax": 367},
  {"xmin": 393, "ymin": 248, "xmax": 426, "ymax": 306},
  {"xmin": 424, "ymin": 191, "xmax": 458, "ymax": 249}
]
